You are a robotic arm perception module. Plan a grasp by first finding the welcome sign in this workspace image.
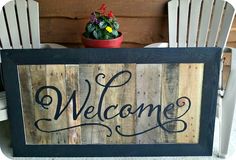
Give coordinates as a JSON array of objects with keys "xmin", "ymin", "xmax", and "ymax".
[{"xmin": 1, "ymin": 48, "xmax": 220, "ymax": 157}]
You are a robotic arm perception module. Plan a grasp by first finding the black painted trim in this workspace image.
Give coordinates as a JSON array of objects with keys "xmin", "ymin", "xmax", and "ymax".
[{"xmin": 1, "ymin": 48, "xmax": 221, "ymax": 157}]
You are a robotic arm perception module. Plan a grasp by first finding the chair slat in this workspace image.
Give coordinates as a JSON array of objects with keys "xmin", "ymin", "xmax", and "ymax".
[
  {"xmin": 178, "ymin": 0, "xmax": 190, "ymax": 47},
  {"xmin": 16, "ymin": 0, "xmax": 31, "ymax": 49},
  {"xmin": 0, "ymin": 10, "xmax": 11, "ymax": 49},
  {"xmin": 168, "ymin": 0, "xmax": 178, "ymax": 47},
  {"xmin": 207, "ymin": 0, "xmax": 225, "ymax": 47},
  {"xmin": 188, "ymin": 0, "xmax": 202, "ymax": 47},
  {"xmin": 4, "ymin": 1, "xmax": 21, "ymax": 49},
  {"xmin": 217, "ymin": 3, "xmax": 235, "ymax": 48},
  {"xmin": 28, "ymin": 0, "xmax": 40, "ymax": 48},
  {"xmin": 198, "ymin": 0, "xmax": 214, "ymax": 47}
]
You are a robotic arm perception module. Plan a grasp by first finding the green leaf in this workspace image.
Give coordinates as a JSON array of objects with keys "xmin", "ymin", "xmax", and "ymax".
[
  {"xmin": 113, "ymin": 22, "xmax": 119, "ymax": 30},
  {"xmin": 99, "ymin": 21, "xmax": 107, "ymax": 29},
  {"xmin": 93, "ymin": 30, "xmax": 98, "ymax": 39},
  {"xmin": 101, "ymin": 16, "xmax": 112, "ymax": 26},
  {"xmin": 104, "ymin": 34, "xmax": 109, "ymax": 40},
  {"xmin": 87, "ymin": 23, "xmax": 95, "ymax": 33},
  {"xmin": 97, "ymin": 30, "xmax": 103, "ymax": 39},
  {"xmin": 95, "ymin": 11, "xmax": 100, "ymax": 17},
  {"xmin": 112, "ymin": 30, "xmax": 119, "ymax": 37}
]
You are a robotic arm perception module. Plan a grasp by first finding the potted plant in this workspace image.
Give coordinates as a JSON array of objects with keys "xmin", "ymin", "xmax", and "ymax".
[{"xmin": 82, "ymin": 4, "xmax": 123, "ymax": 48}]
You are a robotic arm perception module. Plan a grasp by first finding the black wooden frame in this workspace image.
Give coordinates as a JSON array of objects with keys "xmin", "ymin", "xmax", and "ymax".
[{"xmin": 1, "ymin": 48, "xmax": 221, "ymax": 157}]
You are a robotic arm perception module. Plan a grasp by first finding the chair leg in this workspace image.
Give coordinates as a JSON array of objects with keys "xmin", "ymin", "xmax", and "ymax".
[{"xmin": 219, "ymin": 71, "xmax": 236, "ymax": 158}]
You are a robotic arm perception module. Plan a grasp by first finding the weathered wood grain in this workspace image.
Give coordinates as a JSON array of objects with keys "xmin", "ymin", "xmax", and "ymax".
[
  {"xmin": 29, "ymin": 65, "xmax": 51, "ymax": 144},
  {"xmin": 136, "ymin": 64, "xmax": 163, "ymax": 144},
  {"xmin": 18, "ymin": 66, "xmax": 36, "ymax": 144},
  {"xmin": 228, "ymin": 30, "xmax": 236, "ymax": 42},
  {"xmin": 65, "ymin": 65, "xmax": 81, "ymax": 144},
  {"xmin": 233, "ymin": 18, "xmax": 236, "ymax": 27},
  {"xmin": 37, "ymin": 0, "xmax": 168, "ymax": 18},
  {"xmin": 19, "ymin": 63, "xmax": 207, "ymax": 145},
  {"xmin": 46, "ymin": 42, "xmax": 146, "ymax": 49},
  {"xmin": 46, "ymin": 65, "xmax": 68, "ymax": 144},
  {"xmin": 40, "ymin": 17, "xmax": 168, "ymax": 45},
  {"xmin": 227, "ymin": 42, "xmax": 236, "ymax": 48},
  {"xmin": 79, "ymin": 64, "xmax": 106, "ymax": 144},
  {"xmin": 90, "ymin": 64, "xmax": 106, "ymax": 144},
  {"xmin": 104, "ymin": 64, "xmax": 124, "ymax": 144},
  {"xmin": 177, "ymin": 64, "xmax": 204, "ymax": 143},
  {"xmin": 37, "ymin": 0, "xmax": 236, "ymax": 48},
  {"xmin": 118, "ymin": 64, "xmax": 136, "ymax": 144},
  {"xmin": 161, "ymin": 64, "xmax": 179, "ymax": 143}
]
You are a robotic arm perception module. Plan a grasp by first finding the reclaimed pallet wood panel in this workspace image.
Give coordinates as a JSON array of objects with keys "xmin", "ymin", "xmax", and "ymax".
[
  {"xmin": 65, "ymin": 65, "xmax": 81, "ymax": 144},
  {"xmin": 18, "ymin": 63, "xmax": 204, "ymax": 144},
  {"xmin": 29, "ymin": 65, "xmax": 50, "ymax": 144},
  {"xmin": 79, "ymin": 64, "xmax": 107, "ymax": 144},
  {"xmin": 161, "ymin": 64, "xmax": 179, "ymax": 143},
  {"xmin": 177, "ymin": 64, "xmax": 204, "ymax": 143},
  {"xmin": 45, "ymin": 65, "xmax": 69, "ymax": 144},
  {"xmin": 18, "ymin": 66, "xmax": 36, "ymax": 143},
  {"xmin": 136, "ymin": 64, "xmax": 163, "ymax": 144}
]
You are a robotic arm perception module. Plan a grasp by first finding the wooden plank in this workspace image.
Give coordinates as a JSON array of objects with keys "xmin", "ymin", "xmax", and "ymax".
[
  {"xmin": 65, "ymin": 65, "xmax": 81, "ymax": 144},
  {"xmin": 28, "ymin": 0, "xmax": 40, "ymax": 48},
  {"xmin": 227, "ymin": 41, "xmax": 236, "ymax": 48},
  {"xmin": 103, "ymin": 64, "xmax": 122, "ymax": 144},
  {"xmin": 223, "ymin": 51, "xmax": 232, "ymax": 66},
  {"xmin": 79, "ymin": 64, "xmax": 106, "ymax": 144},
  {"xmin": 177, "ymin": 64, "xmax": 204, "ymax": 143},
  {"xmin": 90, "ymin": 64, "xmax": 106, "ymax": 144},
  {"xmin": 18, "ymin": 66, "xmax": 36, "ymax": 144},
  {"xmin": 222, "ymin": 51, "xmax": 232, "ymax": 90},
  {"xmin": 56, "ymin": 42, "xmax": 146, "ymax": 48},
  {"xmin": 136, "ymin": 64, "xmax": 162, "ymax": 144},
  {"xmin": 118, "ymin": 64, "xmax": 136, "ymax": 144},
  {"xmin": 29, "ymin": 65, "xmax": 51, "ymax": 144},
  {"xmin": 168, "ymin": 0, "xmax": 178, "ymax": 47},
  {"xmin": 207, "ymin": 0, "xmax": 225, "ymax": 47},
  {"xmin": 4, "ymin": 0, "xmax": 21, "ymax": 49},
  {"xmin": 16, "ymin": 0, "xmax": 31, "ymax": 48},
  {"xmin": 188, "ymin": 0, "xmax": 202, "ymax": 47},
  {"xmin": 223, "ymin": 65, "xmax": 230, "ymax": 90},
  {"xmin": 178, "ymin": 0, "xmax": 190, "ymax": 47},
  {"xmin": 217, "ymin": 3, "xmax": 236, "ymax": 48},
  {"xmin": 103, "ymin": 64, "xmax": 135, "ymax": 144},
  {"xmin": 46, "ymin": 65, "xmax": 68, "ymax": 144},
  {"xmin": 38, "ymin": 0, "xmax": 168, "ymax": 18},
  {"xmin": 161, "ymin": 64, "xmax": 179, "ymax": 143},
  {"xmin": 197, "ymin": 0, "xmax": 214, "ymax": 47},
  {"xmin": 40, "ymin": 17, "xmax": 168, "ymax": 45},
  {"xmin": 0, "ymin": 9, "xmax": 11, "ymax": 49},
  {"xmin": 232, "ymin": 17, "xmax": 236, "ymax": 27}
]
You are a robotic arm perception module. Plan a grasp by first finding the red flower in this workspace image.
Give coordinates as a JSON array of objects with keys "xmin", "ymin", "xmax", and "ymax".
[
  {"xmin": 108, "ymin": 11, "xmax": 114, "ymax": 18},
  {"xmin": 99, "ymin": 3, "xmax": 106, "ymax": 14}
]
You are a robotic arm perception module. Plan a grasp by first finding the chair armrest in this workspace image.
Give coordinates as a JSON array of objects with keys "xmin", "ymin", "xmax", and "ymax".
[
  {"xmin": 0, "ymin": 92, "xmax": 6, "ymax": 111},
  {"xmin": 0, "ymin": 91, "xmax": 7, "ymax": 121},
  {"xmin": 0, "ymin": 109, "xmax": 7, "ymax": 121},
  {"xmin": 40, "ymin": 43, "xmax": 66, "ymax": 49},
  {"xmin": 144, "ymin": 42, "xmax": 169, "ymax": 48},
  {"xmin": 219, "ymin": 48, "xmax": 236, "ymax": 157}
]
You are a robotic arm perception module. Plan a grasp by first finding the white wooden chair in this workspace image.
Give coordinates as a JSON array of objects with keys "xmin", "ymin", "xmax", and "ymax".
[
  {"xmin": 0, "ymin": 0, "xmax": 64, "ymax": 122},
  {"xmin": 146, "ymin": 0, "xmax": 235, "ymax": 158}
]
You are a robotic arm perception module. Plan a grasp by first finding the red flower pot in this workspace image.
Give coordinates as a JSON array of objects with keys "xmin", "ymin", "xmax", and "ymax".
[{"xmin": 82, "ymin": 33, "xmax": 123, "ymax": 48}]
